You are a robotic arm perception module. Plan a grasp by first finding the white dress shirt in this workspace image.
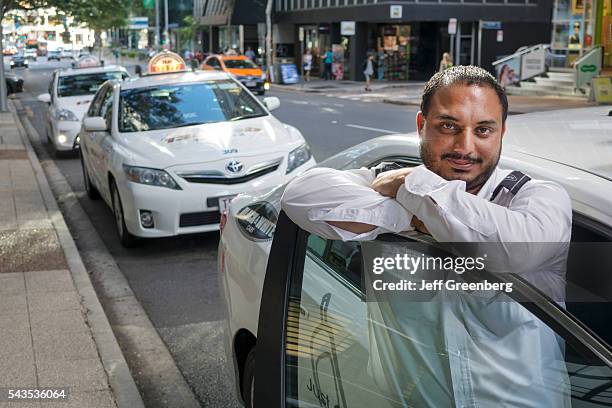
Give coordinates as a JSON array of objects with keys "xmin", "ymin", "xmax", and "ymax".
[{"xmin": 281, "ymin": 164, "xmax": 573, "ymax": 407}]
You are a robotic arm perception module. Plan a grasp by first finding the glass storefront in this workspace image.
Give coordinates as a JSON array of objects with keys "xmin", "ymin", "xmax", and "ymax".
[{"xmin": 551, "ymin": 0, "xmax": 598, "ymax": 67}]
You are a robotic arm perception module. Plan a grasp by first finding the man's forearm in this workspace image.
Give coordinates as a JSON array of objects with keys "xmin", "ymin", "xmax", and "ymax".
[{"xmin": 326, "ymin": 220, "xmax": 377, "ymax": 234}]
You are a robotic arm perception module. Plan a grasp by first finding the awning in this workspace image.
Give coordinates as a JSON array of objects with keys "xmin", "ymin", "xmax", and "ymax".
[{"xmin": 197, "ymin": 0, "xmax": 229, "ymax": 26}]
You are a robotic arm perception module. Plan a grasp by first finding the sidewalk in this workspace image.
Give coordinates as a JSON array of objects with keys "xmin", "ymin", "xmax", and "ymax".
[
  {"xmin": 0, "ymin": 102, "xmax": 143, "ymax": 408},
  {"xmin": 271, "ymin": 78, "xmax": 597, "ymax": 114}
]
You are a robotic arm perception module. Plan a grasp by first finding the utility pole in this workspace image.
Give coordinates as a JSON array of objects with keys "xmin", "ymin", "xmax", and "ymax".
[
  {"xmin": 0, "ymin": 21, "xmax": 7, "ymax": 112},
  {"xmin": 164, "ymin": 0, "xmax": 169, "ymax": 49},
  {"xmin": 155, "ymin": 0, "xmax": 160, "ymax": 48},
  {"xmin": 266, "ymin": 0, "xmax": 273, "ymax": 83}
]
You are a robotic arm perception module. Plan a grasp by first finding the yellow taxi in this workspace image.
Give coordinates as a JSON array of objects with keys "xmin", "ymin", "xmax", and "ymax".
[{"xmin": 201, "ymin": 55, "xmax": 268, "ymax": 95}]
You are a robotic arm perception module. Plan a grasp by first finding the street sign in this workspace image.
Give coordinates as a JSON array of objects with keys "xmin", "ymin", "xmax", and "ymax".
[
  {"xmin": 448, "ymin": 18, "xmax": 457, "ymax": 35},
  {"xmin": 341, "ymin": 21, "xmax": 356, "ymax": 36},
  {"xmin": 481, "ymin": 21, "xmax": 502, "ymax": 30},
  {"xmin": 298, "ymin": 27, "xmax": 304, "ymax": 42},
  {"xmin": 497, "ymin": 30, "xmax": 503, "ymax": 42},
  {"xmin": 128, "ymin": 17, "xmax": 149, "ymax": 30},
  {"xmin": 390, "ymin": 5, "xmax": 403, "ymax": 19},
  {"xmin": 143, "ymin": 0, "xmax": 154, "ymax": 9},
  {"xmin": 592, "ymin": 76, "xmax": 612, "ymax": 104}
]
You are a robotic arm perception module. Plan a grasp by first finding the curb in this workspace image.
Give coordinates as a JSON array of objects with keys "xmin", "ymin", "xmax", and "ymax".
[
  {"xmin": 382, "ymin": 98, "xmax": 420, "ymax": 106},
  {"xmin": 9, "ymin": 100, "xmax": 146, "ymax": 408}
]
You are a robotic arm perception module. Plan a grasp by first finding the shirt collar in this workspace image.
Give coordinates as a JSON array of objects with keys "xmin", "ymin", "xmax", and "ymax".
[{"xmin": 475, "ymin": 166, "xmax": 508, "ymax": 200}]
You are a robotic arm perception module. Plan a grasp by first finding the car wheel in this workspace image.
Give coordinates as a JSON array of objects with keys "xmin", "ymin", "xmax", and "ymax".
[
  {"xmin": 242, "ymin": 347, "xmax": 256, "ymax": 408},
  {"xmin": 111, "ymin": 180, "xmax": 138, "ymax": 248},
  {"xmin": 6, "ymin": 82, "xmax": 14, "ymax": 95},
  {"xmin": 80, "ymin": 151, "xmax": 100, "ymax": 200}
]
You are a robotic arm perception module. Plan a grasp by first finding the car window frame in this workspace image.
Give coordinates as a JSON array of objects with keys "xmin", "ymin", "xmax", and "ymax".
[{"xmin": 254, "ymin": 212, "xmax": 612, "ymax": 407}]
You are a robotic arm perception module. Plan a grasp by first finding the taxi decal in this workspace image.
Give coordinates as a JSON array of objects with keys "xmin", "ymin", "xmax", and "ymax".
[
  {"xmin": 148, "ymin": 51, "xmax": 187, "ymax": 74},
  {"xmin": 234, "ymin": 127, "xmax": 263, "ymax": 137}
]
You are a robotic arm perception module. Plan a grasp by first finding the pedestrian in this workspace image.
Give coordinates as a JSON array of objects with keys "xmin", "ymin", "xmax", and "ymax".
[
  {"xmin": 280, "ymin": 65, "xmax": 572, "ymax": 406},
  {"xmin": 362, "ymin": 54, "xmax": 376, "ymax": 92},
  {"xmin": 245, "ymin": 46, "xmax": 256, "ymax": 61},
  {"xmin": 303, "ymin": 48, "xmax": 313, "ymax": 82},
  {"xmin": 376, "ymin": 47, "xmax": 385, "ymax": 80},
  {"xmin": 438, "ymin": 52, "xmax": 453, "ymax": 72},
  {"xmin": 323, "ymin": 47, "xmax": 333, "ymax": 80}
]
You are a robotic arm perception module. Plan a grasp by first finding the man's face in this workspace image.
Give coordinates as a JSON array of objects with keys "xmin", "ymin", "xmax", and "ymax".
[{"xmin": 417, "ymin": 84, "xmax": 506, "ymax": 194}]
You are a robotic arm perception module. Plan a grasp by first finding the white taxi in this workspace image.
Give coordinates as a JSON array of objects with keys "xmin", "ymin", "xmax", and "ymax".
[
  {"xmin": 78, "ymin": 51, "xmax": 315, "ymax": 247},
  {"xmin": 37, "ymin": 56, "xmax": 129, "ymax": 155}
]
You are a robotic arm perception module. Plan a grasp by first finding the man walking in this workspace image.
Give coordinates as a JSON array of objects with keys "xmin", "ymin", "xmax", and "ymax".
[{"xmin": 323, "ymin": 47, "xmax": 333, "ymax": 80}]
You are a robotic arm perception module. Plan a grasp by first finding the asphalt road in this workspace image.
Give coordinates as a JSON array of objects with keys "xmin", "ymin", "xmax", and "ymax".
[{"xmin": 12, "ymin": 57, "xmax": 417, "ymax": 407}]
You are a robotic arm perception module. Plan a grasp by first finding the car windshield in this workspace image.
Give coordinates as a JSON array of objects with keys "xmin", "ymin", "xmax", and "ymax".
[
  {"xmin": 58, "ymin": 72, "xmax": 127, "ymax": 97},
  {"xmin": 223, "ymin": 59, "xmax": 259, "ymax": 69},
  {"xmin": 118, "ymin": 80, "xmax": 267, "ymax": 133}
]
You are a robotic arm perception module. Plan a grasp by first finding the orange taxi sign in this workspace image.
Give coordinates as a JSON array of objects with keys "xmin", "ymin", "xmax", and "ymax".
[{"xmin": 148, "ymin": 51, "xmax": 187, "ymax": 74}]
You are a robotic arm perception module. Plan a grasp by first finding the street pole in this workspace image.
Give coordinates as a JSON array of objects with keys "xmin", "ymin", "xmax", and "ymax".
[
  {"xmin": 155, "ymin": 0, "xmax": 160, "ymax": 48},
  {"xmin": 266, "ymin": 0, "xmax": 273, "ymax": 83},
  {"xmin": 164, "ymin": 0, "xmax": 169, "ymax": 49},
  {"xmin": 477, "ymin": 20, "xmax": 482, "ymax": 67},
  {"xmin": 0, "ymin": 22, "xmax": 7, "ymax": 112}
]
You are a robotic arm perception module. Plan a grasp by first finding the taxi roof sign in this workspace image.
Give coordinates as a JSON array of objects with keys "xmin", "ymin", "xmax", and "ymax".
[
  {"xmin": 75, "ymin": 55, "xmax": 102, "ymax": 68},
  {"xmin": 147, "ymin": 51, "xmax": 187, "ymax": 74}
]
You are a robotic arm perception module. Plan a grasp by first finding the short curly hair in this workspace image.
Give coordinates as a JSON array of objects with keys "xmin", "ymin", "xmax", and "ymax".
[{"xmin": 420, "ymin": 65, "xmax": 508, "ymax": 124}]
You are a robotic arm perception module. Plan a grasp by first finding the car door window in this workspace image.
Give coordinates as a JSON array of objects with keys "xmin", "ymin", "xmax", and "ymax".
[
  {"xmin": 284, "ymin": 233, "xmax": 612, "ymax": 407},
  {"xmin": 87, "ymin": 86, "xmax": 107, "ymax": 118},
  {"xmin": 98, "ymin": 88, "xmax": 114, "ymax": 130},
  {"xmin": 207, "ymin": 58, "xmax": 220, "ymax": 69}
]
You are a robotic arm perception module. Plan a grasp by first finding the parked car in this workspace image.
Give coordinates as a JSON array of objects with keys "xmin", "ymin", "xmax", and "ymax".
[
  {"xmin": 219, "ymin": 106, "xmax": 612, "ymax": 407},
  {"xmin": 9, "ymin": 54, "xmax": 28, "ymax": 69},
  {"xmin": 47, "ymin": 50, "xmax": 61, "ymax": 61},
  {"xmin": 5, "ymin": 72, "xmax": 24, "ymax": 94},
  {"xmin": 78, "ymin": 51, "xmax": 315, "ymax": 247},
  {"xmin": 201, "ymin": 55, "xmax": 268, "ymax": 95},
  {"xmin": 37, "ymin": 60, "xmax": 129, "ymax": 155},
  {"xmin": 24, "ymin": 48, "xmax": 37, "ymax": 61}
]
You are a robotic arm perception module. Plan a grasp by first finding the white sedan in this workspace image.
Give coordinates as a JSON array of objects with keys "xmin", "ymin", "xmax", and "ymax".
[
  {"xmin": 218, "ymin": 106, "xmax": 612, "ymax": 407},
  {"xmin": 37, "ymin": 64, "xmax": 129, "ymax": 155},
  {"xmin": 78, "ymin": 70, "xmax": 315, "ymax": 247}
]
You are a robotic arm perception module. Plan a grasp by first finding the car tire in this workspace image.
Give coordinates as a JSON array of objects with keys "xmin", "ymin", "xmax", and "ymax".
[
  {"xmin": 6, "ymin": 82, "xmax": 14, "ymax": 95},
  {"xmin": 80, "ymin": 151, "xmax": 100, "ymax": 200},
  {"xmin": 242, "ymin": 347, "xmax": 256, "ymax": 408},
  {"xmin": 111, "ymin": 180, "xmax": 138, "ymax": 248}
]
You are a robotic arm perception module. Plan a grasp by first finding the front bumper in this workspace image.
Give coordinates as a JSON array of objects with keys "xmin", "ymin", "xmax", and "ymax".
[
  {"xmin": 237, "ymin": 77, "xmax": 265, "ymax": 92},
  {"xmin": 116, "ymin": 158, "xmax": 316, "ymax": 238},
  {"xmin": 51, "ymin": 120, "xmax": 81, "ymax": 151}
]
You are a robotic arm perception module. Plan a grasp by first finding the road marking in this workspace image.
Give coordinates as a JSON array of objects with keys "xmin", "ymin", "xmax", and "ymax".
[
  {"xmin": 291, "ymin": 100, "xmax": 309, "ymax": 105},
  {"xmin": 345, "ymin": 124, "xmax": 399, "ymax": 133},
  {"xmin": 331, "ymin": 120, "xmax": 338, "ymax": 124}
]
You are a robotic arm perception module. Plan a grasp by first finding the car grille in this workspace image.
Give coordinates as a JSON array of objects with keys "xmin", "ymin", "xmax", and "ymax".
[
  {"xmin": 179, "ymin": 211, "xmax": 220, "ymax": 228},
  {"xmin": 176, "ymin": 158, "xmax": 282, "ymax": 185}
]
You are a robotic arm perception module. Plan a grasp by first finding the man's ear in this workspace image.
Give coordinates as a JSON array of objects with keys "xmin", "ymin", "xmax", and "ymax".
[{"xmin": 416, "ymin": 111, "xmax": 426, "ymax": 136}]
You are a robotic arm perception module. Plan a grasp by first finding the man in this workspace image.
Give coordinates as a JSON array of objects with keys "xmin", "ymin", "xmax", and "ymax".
[
  {"xmin": 323, "ymin": 47, "xmax": 333, "ymax": 80},
  {"xmin": 245, "ymin": 46, "xmax": 256, "ymax": 61},
  {"xmin": 281, "ymin": 66, "xmax": 571, "ymax": 407}
]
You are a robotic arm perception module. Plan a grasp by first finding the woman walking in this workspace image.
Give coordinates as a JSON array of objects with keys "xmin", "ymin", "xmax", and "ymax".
[
  {"xmin": 303, "ymin": 49, "xmax": 313, "ymax": 82},
  {"xmin": 439, "ymin": 52, "xmax": 453, "ymax": 72},
  {"xmin": 363, "ymin": 54, "xmax": 375, "ymax": 92}
]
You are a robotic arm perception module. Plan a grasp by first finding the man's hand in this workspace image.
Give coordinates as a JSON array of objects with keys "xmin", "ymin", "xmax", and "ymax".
[{"xmin": 371, "ymin": 167, "xmax": 414, "ymax": 198}]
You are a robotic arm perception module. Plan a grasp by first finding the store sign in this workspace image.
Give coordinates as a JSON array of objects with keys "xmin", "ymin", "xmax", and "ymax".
[
  {"xmin": 341, "ymin": 21, "xmax": 356, "ymax": 36},
  {"xmin": 497, "ymin": 30, "xmax": 503, "ymax": 42},
  {"xmin": 481, "ymin": 21, "xmax": 502, "ymax": 30},
  {"xmin": 148, "ymin": 51, "xmax": 187, "ymax": 74},
  {"xmin": 390, "ymin": 5, "xmax": 403, "ymax": 19},
  {"xmin": 448, "ymin": 18, "xmax": 457, "ymax": 35}
]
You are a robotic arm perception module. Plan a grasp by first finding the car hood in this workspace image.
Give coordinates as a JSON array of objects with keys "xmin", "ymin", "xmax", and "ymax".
[
  {"xmin": 57, "ymin": 96, "xmax": 95, "ymax": 120},
  {"xmin": 117, "ymin": 116, "xmax": 305, "ymax": 169}
]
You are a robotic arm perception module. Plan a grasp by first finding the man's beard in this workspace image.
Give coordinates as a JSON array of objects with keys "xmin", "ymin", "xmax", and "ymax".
[{"xmin": 419, "ymin": 141, "xmax": 501, "ymax": 193}]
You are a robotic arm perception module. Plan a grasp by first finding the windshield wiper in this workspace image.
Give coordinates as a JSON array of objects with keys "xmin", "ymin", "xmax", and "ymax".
[{"xmin": 230, "ymin": 113, "xmax": 267, "ymax": 121}]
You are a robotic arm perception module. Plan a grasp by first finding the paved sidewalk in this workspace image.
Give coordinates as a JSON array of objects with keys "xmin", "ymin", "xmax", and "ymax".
[{"xmin": 0, "ymin": 104, "xmax": 143, "ymax": 408}]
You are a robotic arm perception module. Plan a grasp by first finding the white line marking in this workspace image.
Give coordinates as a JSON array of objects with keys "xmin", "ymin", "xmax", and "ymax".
[{"xmin": 345, "ymin": 124, "xmax": 399, "ymax": 133}]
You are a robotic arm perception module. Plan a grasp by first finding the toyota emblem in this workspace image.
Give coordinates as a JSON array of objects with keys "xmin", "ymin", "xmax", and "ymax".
[{"xmin": 226, "ymin": 160, "xmax": 243, "ymax": 173}]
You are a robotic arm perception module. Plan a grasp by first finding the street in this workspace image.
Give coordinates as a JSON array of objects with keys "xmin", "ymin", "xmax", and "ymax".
[{"xmin": 10, "ymin": 58, "xmax": 417, "ymax": 407}]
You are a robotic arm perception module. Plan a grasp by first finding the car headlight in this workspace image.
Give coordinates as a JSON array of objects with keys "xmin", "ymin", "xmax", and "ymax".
[
  {"xmin": 286, "ymin": 143, "xmax": 312, "ymax": 174},
  {"xmin": 52, "ymin": 108, "xmax": 79, "ymax": 122},
  {"xmin": 10, "ymin": 61, "xmax": 14, "ymax": 65},
  {"xmin": 123, "ymin": 165, "xmax": 182, "ymax": 190},
  {"xmin": 260, "ymin": 72, "xmax": 266, "ymax": 80}
]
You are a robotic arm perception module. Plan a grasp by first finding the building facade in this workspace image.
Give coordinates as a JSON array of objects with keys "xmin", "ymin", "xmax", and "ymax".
[{"xmin": 274, "ymin": 0, "xmax": 553, "ymax": 81}]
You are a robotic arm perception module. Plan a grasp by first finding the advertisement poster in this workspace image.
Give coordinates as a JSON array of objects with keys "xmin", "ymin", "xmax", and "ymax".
[
  {"xmin": 496, "ymin": 58, "xmax": 521, "ymax": 87},
  {"xmin": 332, "ymin": 44, "xmax": 345, "ymax": 80}
]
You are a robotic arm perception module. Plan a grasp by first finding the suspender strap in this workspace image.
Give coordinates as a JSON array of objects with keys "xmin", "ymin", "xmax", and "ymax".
[
  {"xmin": 490, "ymin": 170, "xmax": 531, "ymax": 202},
  {"xmin": 373, "ymin": 161, "xmax": 404, "ymax": 177}
]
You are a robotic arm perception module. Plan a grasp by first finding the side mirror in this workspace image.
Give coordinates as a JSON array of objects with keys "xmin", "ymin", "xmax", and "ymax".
[
  {"xmin": 83, "ymin": 117, "xmax": 107, "ymax": 132},
  {"xmin": 263, "ymin": 97, "xmax": 280, "ymax": 112},
  {"xmin": 37, "ymin": 93, "xmax": 51, "ymax": 103},
  {"xmin": 134, "ymin": 65, "xmax": 142, "ymax": 76}
]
